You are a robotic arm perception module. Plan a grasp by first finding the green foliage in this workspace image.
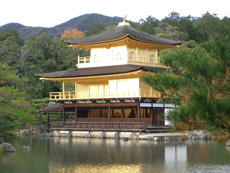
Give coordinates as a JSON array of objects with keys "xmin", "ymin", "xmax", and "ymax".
[
  {"xmin": 0, "ymin": 30, "xmax": 23, "ymax": 66},
  {"xmin": 85, "ymin": 22, "xmax": 105, "ymax": 37},
  {"xmin": 15, "ymin": 31, "xmax": 79, "ymax": 98},
  {"xmin": 105, "ymin": 23, "xmax": 117, "ymax": 30},
  {"xmin": 0, "ymin": 85, "xmax": 36, "ymax": 137},
  {"xmin": 0, "ymin": 65, "xmax": 36, "ymax": 138},
  {"xmin": 162, "ymin": 12, "xmax": 199, "ymax": 41},
  {"xmin": 136, "ymin": 12, "xmax": 220, "ymax": 42},
  {"xmin": 156, "ymin": 23, "xmax": 188, "ymax": 41},
  {"xmin": 139, "ymin": 16, "xmax": 159, "ymax": 34},
  {"xmin": 142, "ymin": 18, "xmax": 230, "ymax": 132},
  {"xmin": 0, "ymin": 29, "xmax": 81, "ymax": 137},
  {"xmin": 32, "ymin": 98, "xmax": 49, "ymax": 109},
  {"xmin": 196, "ymin": 12, "xmax": 220, "ymax": 41}
]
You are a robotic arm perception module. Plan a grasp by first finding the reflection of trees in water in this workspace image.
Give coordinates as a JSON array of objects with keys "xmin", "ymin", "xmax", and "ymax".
[
  {"xmin": 186, "ymin": 141, "xmax": 230, "ymax": 165},
  {"xmin": 40, "ymin": 139, "xmax": 230, "ymax": 167},
  {"xmin": 2, "ymin": 138, "xmax": 230, "ymax": 173}
]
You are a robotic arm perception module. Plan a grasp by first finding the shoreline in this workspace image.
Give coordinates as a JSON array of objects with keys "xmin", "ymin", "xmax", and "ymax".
[{"xmin": 33, "ymin": 130, "xmax": 215, "ymax": 142}]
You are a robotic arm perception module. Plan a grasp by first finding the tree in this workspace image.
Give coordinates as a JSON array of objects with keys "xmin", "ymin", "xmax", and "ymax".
[
  {"xmin": 61, "ymin": 28, "xmax": 84, "ymax": 40},
  {"xmin": 0, "ymin": 30, "xmax": 23, "ymax": 66},
  {"xmin": 162, "ymin": 13, "xmax": 201, "ymax": 41},
  {"xmin": 195, "ymin": 12, "xmax": 220, "ymax": 42},
  {"xmin": 162, "ymin": 12, "xmax": 181, "ymax": 26},
  {"xmin": 85, "ymin": 22, "xmax": 105, "ymax": 37},
  {"xmin": 142, "ymin": 18, "xmax": 230, "ymax": 132},
  {"xmin": 0, "ymin": 64, "xmax": 36, "ymax": 137},
  {"xmin": 139, "ymin": 16, "xmax": 159, "ymax": 34},
  {"xmin": 156, "ymin": 23, "xmax": 188, "ymax": 41},
  {"xmin": 17, "ymin": 31, "xmax": 79, "ymax": 98}
]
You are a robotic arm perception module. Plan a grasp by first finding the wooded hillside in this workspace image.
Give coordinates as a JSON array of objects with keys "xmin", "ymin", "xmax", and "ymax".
[{"xmin": 0, "ymin": 14, "xmax": 122, "ymax": 39}]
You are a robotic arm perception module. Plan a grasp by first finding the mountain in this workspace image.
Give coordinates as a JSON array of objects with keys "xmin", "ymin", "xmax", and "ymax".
[{"xmin": 0, "ymin": 13, "xmax": 123, "ymax": 39}]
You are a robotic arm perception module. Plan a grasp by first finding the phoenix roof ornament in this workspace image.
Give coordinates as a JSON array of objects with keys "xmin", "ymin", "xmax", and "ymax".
[{"xmin": 118, "ymin": 15, "xmax": 130, "ymax": 26}]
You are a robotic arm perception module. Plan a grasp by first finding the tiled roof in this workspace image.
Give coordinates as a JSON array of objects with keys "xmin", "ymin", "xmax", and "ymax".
[
  {"xmin": 35, "ymin": 64, "xmax": 166, "ymax": 78},
  {"xmin": 66, "ymin": 25, "xmax": 181, "ymax": 45},
  {"xmin": 39, "ymin": 103, "xmax": 63, "ymax": 112}
]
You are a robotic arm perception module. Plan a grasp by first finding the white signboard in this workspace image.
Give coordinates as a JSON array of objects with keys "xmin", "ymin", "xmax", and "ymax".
[{"xmin": 164, "ymin": 108, "xmax": 174, "ymax": 126}]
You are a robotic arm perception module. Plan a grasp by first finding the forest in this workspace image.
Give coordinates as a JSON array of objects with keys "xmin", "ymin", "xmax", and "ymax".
[{"xmin": 0, "ymin": 12, "xmax": 230, "ymax": 138}]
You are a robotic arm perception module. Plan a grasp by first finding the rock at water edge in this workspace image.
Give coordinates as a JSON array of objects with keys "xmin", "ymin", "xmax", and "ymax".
[
  {"xmin": 2, "ymin": 143, "xmax": 16, "ymax": 152},
  {"xmin": 22, "ymin": 145, "xmax": 31, "ymax": 152}
]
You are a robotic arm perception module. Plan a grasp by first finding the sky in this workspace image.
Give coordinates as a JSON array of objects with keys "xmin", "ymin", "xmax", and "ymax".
[{"xmin": 1, "ymin": 0, "xmax": 230, "ymax": 27}]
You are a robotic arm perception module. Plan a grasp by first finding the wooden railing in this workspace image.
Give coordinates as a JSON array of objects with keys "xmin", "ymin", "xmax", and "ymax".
[
  {"xmin": 50, "ymin": 121, "xmax": 150, "ymax": 130},
  {"xmin": 48, "ymin": 117, "xmax": 165, "ymax": 131},
  {"xmin": 49, "ymin": 91, "xmax": 77, "ymax": 100},
  {"xmin": 49, "ymin": 88, "xmax": 161, "ymax": 100},
  {"xmin": 49, "ymin": 90, "xmax": 141, "ymax": 101},
  {"xmin": 74, "ymin": 118, "xmax": 151, "ymax": 123},
  {"xmin": 78, "ymin": 56, "xmax": 90, "ymax": 64}
]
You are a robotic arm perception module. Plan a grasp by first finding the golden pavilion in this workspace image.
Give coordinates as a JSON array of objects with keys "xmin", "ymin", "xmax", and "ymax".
[{"xmin": 36, "ymin": 20, "xmax": 181, "ymax": 132}]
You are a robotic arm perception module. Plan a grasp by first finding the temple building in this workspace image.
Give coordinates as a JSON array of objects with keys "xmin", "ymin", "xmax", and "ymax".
[{"xmin": 36, "ymin": 20, "xmax": 181, "ymax": 132}]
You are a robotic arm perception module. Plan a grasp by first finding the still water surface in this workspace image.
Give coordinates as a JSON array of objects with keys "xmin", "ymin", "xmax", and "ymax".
[{"xmin": 1, "ymin": 137, "xmax": 230, "ymax": 173}]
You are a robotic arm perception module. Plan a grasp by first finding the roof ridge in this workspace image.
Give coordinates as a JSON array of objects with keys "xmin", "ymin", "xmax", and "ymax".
[
  {"xmin": 35, "ymin": 64, "xmax": 167, "ymax": 79},
  {"xmin": 66, "ymin": 24, "xmax": 181, "ymax": 46}
]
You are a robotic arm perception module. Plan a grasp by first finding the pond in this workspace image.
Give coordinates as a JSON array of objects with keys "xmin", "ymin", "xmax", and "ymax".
[{"xmin": 1, "ymin": 137, "xmax": 230, "ymax": 173}]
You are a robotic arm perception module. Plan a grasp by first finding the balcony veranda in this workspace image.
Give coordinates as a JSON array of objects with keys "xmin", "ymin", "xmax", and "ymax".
[
  {"xmin": 50, "ymin": 91, "xmax": 77, "ymax": 100},
  {"xmin": 49, "ymin": 88, "xmax": 158, "ymax": 101},
  {"xmin": 49, "ymin": 90, "xmax": 141, "ymax": 100}
]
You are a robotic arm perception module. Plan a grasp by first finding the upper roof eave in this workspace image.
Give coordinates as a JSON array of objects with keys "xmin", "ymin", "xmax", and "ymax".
[
  {"xmin": 35, "ymin": 64, "xmax": 167, "ymax": 79},
  {"xmin": 65, "ymin": 25, "xmax": 182, "ymax": 47}
]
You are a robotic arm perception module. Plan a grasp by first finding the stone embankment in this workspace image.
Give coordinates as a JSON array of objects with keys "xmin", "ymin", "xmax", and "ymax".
[{"xmin": 36, "ymin": 130, "xmax": 216, "ymax": 142}]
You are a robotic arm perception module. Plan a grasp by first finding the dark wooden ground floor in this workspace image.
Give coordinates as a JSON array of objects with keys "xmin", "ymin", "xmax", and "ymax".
[{"xmin": 40, "ymin": 100, "xmax": 173, "ymax": 132}]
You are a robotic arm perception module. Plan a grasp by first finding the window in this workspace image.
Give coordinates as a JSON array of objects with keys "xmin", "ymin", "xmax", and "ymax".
[
  {"xmin": 129, "ymin": 51, "xmax": 135, "ymax": 61},
  {"xmin": 157, "ymin": 50, "xmax": 160, "ymax": 56},
  {"xmin": 94, "ymin": 54, "xmax": 98, "ymax": 63},
  {"xmin": 149, "ymin": 53, "xmax": 155, "ymax": 63},
  {"xmin": 117, "ymin": 52, "xmax": 122, "ymax": 61},
  {"xmin": 64, "ymin": 82, "xmax": 75, "ymax": 91}
]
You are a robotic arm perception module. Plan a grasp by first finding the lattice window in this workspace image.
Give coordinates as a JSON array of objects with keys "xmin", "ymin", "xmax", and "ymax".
[
  {"xmin": 149, "ymin": 53, "xmax": 155, "ymax": 63},
  {"xmin": 129, "ymin": 51, "xmax": 135, "ymax": 61}
]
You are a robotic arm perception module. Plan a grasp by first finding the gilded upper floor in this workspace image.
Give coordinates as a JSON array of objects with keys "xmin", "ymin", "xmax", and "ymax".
[
  {"xmin": 66, "ymin": 24, "xmax": 181, "ymax": 68},
  {"xmin": 77, "ymin": 46, "xmax": 162, "ymax": 68},
  {"xmin": 35, "ymin": 64, "xmax": 165, "ymax": 100}
]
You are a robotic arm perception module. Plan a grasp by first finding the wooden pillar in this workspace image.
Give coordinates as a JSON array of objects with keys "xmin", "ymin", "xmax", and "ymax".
[
  {"xmin": 157, "ymin": 108, "xmax": 160, "ymax": 125},
  {"xmin": 122, "ymin": 106, "xmax": 125, "ymax": 118},
  {"xmin": 100, "ymin": 108, "xmax": 103, "ymax": 118},
  {"xmin": 155, "ymin": 108, "xmax": 158, "ymax": 125},
  {"xmin": 62, "ymin": 82, "xmax": 65, "ymax": 93},
  {"xmin": 62, "ymin": 109, "xmax": 65, "ymax": 124},
  {"xmin": 108, "ymin": 106, "xmax": 111, "ymax": 120},
  {"xmin": 137, "ymin": 105, "xmax": 140, "ymax": 122},
  {"xmin": 88, "ymin": 109, "xmax": 90, "ymax": 123},
  {"xmin": 75, "ymin": 107, "xmax": 77, "ymax": 122},
  {"xmin": 111, "ymin": 109, "xmax": 114, "ymax": 118},
  {"xmin": 151, "ymin": 108, "xmax": 154, "ymax": 126},
  {"xmin": 145, "ymin": 108, "xmax": 148, "ymax": 118},
  {"xmin": 75, "ymin": 82, "xmax": 77, "ymax": 92}
]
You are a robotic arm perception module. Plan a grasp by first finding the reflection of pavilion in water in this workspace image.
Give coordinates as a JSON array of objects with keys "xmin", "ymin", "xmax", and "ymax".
[{"xmin": 48, "ymin": 138, "xmax": 188, "ymax": 173}]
